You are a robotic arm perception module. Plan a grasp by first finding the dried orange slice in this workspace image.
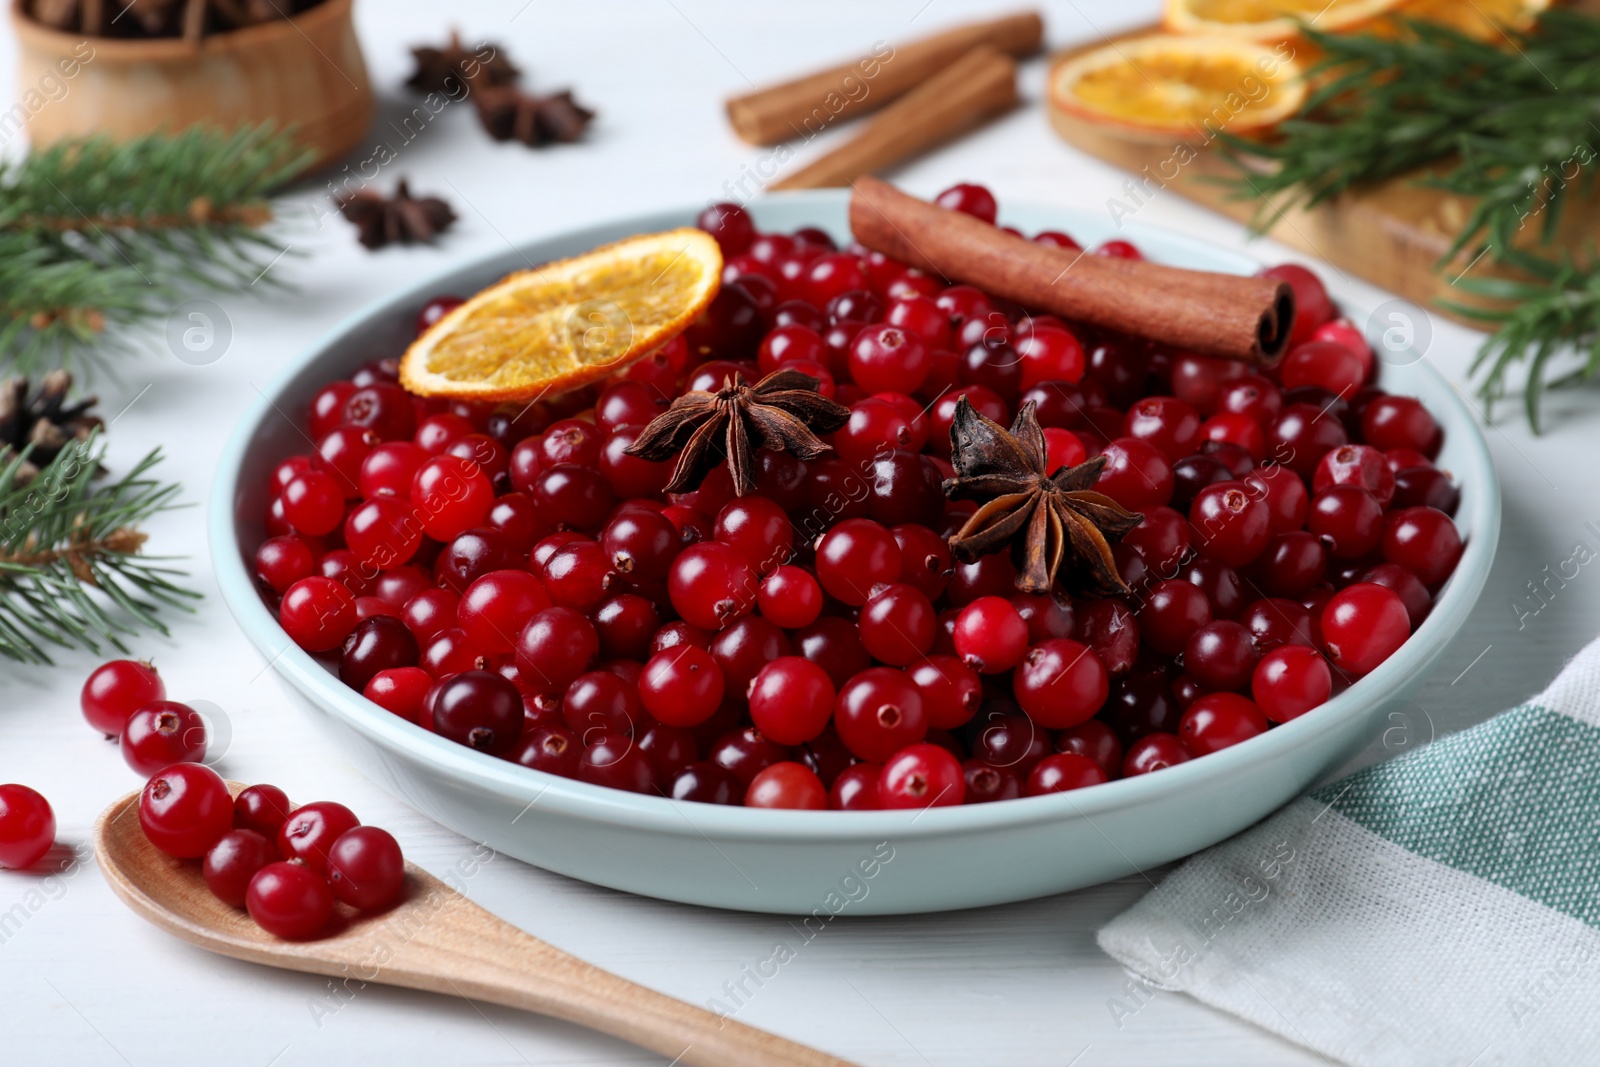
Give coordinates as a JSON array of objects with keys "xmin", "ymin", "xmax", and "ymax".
[
  {"xmin": 1049, "ymin": 35, "xmax": 1306, "ymax": 143},
  {"xmin": 1385, "ymin": 0, "xmax": 1549, "ymax": 39},
  {"xmin": 400, "ymin": 228, "xmax": 722, "ymax": 401},
  {"xmin": 1164, "ymin": 0, "xmax": 1408, "ymax": 40}
]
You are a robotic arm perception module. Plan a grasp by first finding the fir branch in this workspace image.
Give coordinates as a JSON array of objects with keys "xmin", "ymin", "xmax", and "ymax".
[
  {"xmin": 0, "ymin": 125, "xmax": 312, "ymax": 376},
  {"xmin": 0, "ymin": 431, "xmax": 198, "ymax": 664}
]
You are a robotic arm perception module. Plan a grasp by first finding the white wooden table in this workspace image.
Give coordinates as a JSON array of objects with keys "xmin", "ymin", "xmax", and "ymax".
[{"xmin": 0, "ymin": 2, "xmax": 1582, "ymax": 1064}]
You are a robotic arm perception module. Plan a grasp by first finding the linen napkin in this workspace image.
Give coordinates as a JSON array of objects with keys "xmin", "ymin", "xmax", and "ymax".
[{"xmin": 1098, "ymin": 635, "xmax": 1600, "ymax": 1067}]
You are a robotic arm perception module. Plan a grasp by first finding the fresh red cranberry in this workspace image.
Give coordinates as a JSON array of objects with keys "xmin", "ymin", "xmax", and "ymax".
[
  {"xmin": 1308, "ymin": 485, "xmax": 1384, "ymax": 559},
  {"xmin": 562, "ymin": 671, "xmax": 644, "ymax": 739},
  {"xmin": 758, "ymin": 324, "xmax": 827, "ymax": 374},
  {"xmin": 934, "ymin": 183, "xmax": 998, "ymax": 224},
  {"xmin": 878, "ymin": 743, "xmax": 965, "ymax": 808},
  {"xmin": 339, "ymin": 615, "xmax": 420, "ymax": 691},
  {"xmin": 1075, "ymin": 598, "xmax": 1140, "ymax": 676},
  {"xmin": 1122, "ymin": 506, "xmax": 1190, "ymax": 575},
  {"xmin": 280, "ymin": 469, "xmax": 344, "ymax": 537},
  {"xmin": 139, "ymin": 763, "xmax": 232, "ymax": 858},
  {"xmin": 541, "ymin": 540, "xmax": 616, "ymax": 612},
  {"xmin": 431, "ymin": 671, "xmax": 523, "ymax": 755},
  {"xmin": 247, "ymin": 861, "xmax": 335, "ymax": 940},
  {"xmin": 967, "ymin": 710, "xmax": 1049, "ymax": 776},
  {"xmin": 1097, "ymin": 437, "xmax": 1174, "ymax": 510},
  {"xmin": 1382, "ymin": 506, "xmax": 1462, "ymax": 586},
  {"xmin": 851, "ymin": 583, "xmax": 934, "ymax": 667},
  {"xmin": 745, "ymin": 762, "xmax": 827, "ymax": 809},
  {"xmin": 903, "ymin": 655, "xmax": 980, "ymax": 731},
  {"xmin": 1184, "ymin": 620, "xmax": 1259, "ymax": 692},
  {"xmin": 1252, "ymin": 645, "xmax": 1333, "ymax": 723},
  {"xmin": 1321, "ymin": 583, "xmax": 1410, "ymax": 675},
  {"xmin": 456, "ymin": 569, "xmax": 551, "ymax": 654},
  {"xmin": 667, "ymin": 762, "xmax": 742, "ymax": 804},
  {"xmin": 1139, "ymin": 579, "xmax": 1211, "ymax": 656},
  {"xmin": 814, "ymin": 518, "xmax": 901, "ymax": 606},
  {"xmin": 1102, "ymin": 670, "xmax": 1181, "ymax": 744},
  {"xmin": 232, "ymin": 783, "xmax": 293, "ymax": 840},
  {"xmin": 309, "ymin": 382, "xmax": 356, "ymax": 438},
  {"xmin": 1094, "ymin": 239, "xmax": 1142, "ymax": 260},
  {"xmin": 1314, "ymin": 444, "xmax": 1395, "ymax": 507},
  {"xmin": 1026, "ymin": 753, "xmax": 1107, "ymax": 795},
  {"xmin": 697, "ymin": 202, "xmax": 755, "ymax": 255},
  {"xmin": 834, "ymin": 667, "xmax": 927, "ymax": 762},
  {"xmin": 1180, "ymin": 693, "xmax": 1268, "ymax": 755},
  {"xmin": 1240, "ymin": 596, "xmax": 1317, "ymax": 652},
  {"xmin": 1360, "ymin": 562, "xmax": 1431, "ymax": 628},
  {"xmin": 341, "ymin": 382, "xmax": 416, "ymax": 442},
  {"xmin": 710, "ymin": 615, "xmax": 790, "ymax": 696},
  {"xmin": 708, "ymin": 727, "xmax": 792, "ymax": 786},
  {"xmin": 121, "ymin": 700, "xmax": 207, "ymax": 777},
  {"xmin": 1362, "ymin": 394, "xmax": 1441, "ymax": 457},
  {"xmin": 1190, "ymin": 481, "xmax": 1271, "ymax": 568},
  {"xmin": 1017, "ymin": 326, "xmax": 1086, "ymax": 389},
  {"xmin": 0, "ymin": 785, "xmax": 54, "ymax": 869},
  {"xmin": 415, "ymin": 412, "xmax": 475, "ymax": 455},
  {"xmin": 668, "ymin": 541, "xmax": 758, "ymax": 630},
  {"xmin": 81, "ymin": 659, "xmax": 166, "ymax": 737},
  {"xmin": 1252, "ymin": 531, "xmax": 1327, "ymax": 598},
  {"xmin": 793, "ymin": 616, "xmax": 874, "ymax": 688},
  {"xmin": 825, "ymin": 763, "xmax": 880, "ymax": 809},
  {"xmin": 591, "ymin": 593, "xmax": 660, "ymax": 662},
  {"xmin": 313, "ymin": 426, "xmax": 378, "ymax": 496},
  {"xmin": 326, "ymin": 826, "xmax": 406, "ymax": 911},
  {"xmin": 1243, "ymin": 464, "xmax": 1310, "ymax": 535},
  {"xmin": 748, "ymin": 657, "xmax": 835, "ymax": 745},
  {"xmin": 951, "ymin": 596, "xmax": 1028, "ymax": 674},
  {"xmin": 960, "ymin": 760, "xmax": 1020, "ymax": 804},
  {"xmin": 1011, "ymin": 591, "xmax": 1076, "ymax": 644},
  {"xmin": 757, "ymin": 565, "xmax": 824, "ymax": 629},
  {"xmin": 1170, "ymin": 453, "xmax": 1233, "ymax": 511},
  {"xmin": 515, "ymin": 607, "xmax": 599, "ymax": 696},
  {"xmin": 1013, "ymin": 639, "xmax": 1108, "ymax": 730},
  {"xmin": 1281, "ymin": 341, "xmax": 1365, "ymax": 398},
  {"xmin": 640, "ymin": 646, "xmax": 725, "ymax": 727},
  {"xmin": 419, "ymin": 627, "xmax": 489, "ymax": 678},
  {"xmin": 435, "ymin": 528, "xmax": 519, "ymax": 594},
  {"xmin": 409, "ymin": 454, "xmax": 493, "ymax": 542},
  {"xmin": 1269, "ymin": 403, "xmax": 1348, "ymax": 480},
  {"xmin": 1054, "ymin": 720, "xmax": 1122, "ymax": 779},
  {"xmin": 577, "ymin": 735, "xmax": 656, "ymax": 793},
  {"xmin": 416, "ymin": 295, "xmax": 464, "ymax": 335},
  {"xmin": 255, "ymin": 536, "xmax": 316, "ymax": 595},
  {"xmin": 1122, "ymin": 732, "xmax": 1191, "ymax": 776},
  {"xmin": 510, "ymin": 724, "xmax": 581, "ymax": 777},
  {"xmin": 1392, "ymin": 465, "xmax": 1459, "ymax": 516},
  {"xmin": 277, "ymin": 800, "xmax": 360, "ymax": 875},
  {"xmin": 1123, "ymin": 397, "xmax": 1202, "ymax": 461},
  {"xmin": 1262, "ymin": 263, "xmax": 1333, "ymax": 346},
  {"xmin": 362, "ymin": 667, "xmax": 432, "ymax": 724},
  {"xmin": 401, "ymin": 588, "xmax": 459, "ymax": 644},
  {"xmin": 203, "ymin": 828, "xmax": 279, "ymax": 908}
]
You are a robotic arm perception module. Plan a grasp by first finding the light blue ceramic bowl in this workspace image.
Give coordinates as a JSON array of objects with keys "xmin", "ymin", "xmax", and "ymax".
[{"xmin": 211, "ymin": 190, "xmax": 1499, "ymax": 915}]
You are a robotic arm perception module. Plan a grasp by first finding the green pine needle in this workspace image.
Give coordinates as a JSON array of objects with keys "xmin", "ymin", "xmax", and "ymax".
[
  {"xmin": 0, "ymin": 124, "xmax": 312, "ymax": 376},
  {"xmin": 1219, "ymin": 11, "xmax": 1600, "ymax": 429},
  {"xmin": 0, "ymin": 432, "xmax": 198, "ymax": 665}
]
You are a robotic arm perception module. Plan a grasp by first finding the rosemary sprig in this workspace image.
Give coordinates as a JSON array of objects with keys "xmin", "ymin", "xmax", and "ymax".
[{"xmin": 1220, "ymin": 11, "xmax": 1600, "ymax": 429}]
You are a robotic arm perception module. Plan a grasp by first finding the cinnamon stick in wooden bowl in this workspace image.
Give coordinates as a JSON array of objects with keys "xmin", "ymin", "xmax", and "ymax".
[
  {"xmin": 725, "ymin": 10, "xmax": 1042, "ymax": 146},
  {"xmin": 848, "ymin": 176, "xmax": 1295, "ymax": 364}
]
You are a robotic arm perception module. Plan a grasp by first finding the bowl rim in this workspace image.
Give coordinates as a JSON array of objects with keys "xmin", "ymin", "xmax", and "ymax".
[{"xmin": 210, "ymin": 188, "xmax": 1501, "ymax": 842}]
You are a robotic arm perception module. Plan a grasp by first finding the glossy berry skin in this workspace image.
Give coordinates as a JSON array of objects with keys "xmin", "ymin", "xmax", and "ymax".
[
  {"xmin": 849, "ymin": 324, "xmax": 929, "ymax": 395},
  {"xmin": 961, "ymin": 761, "xmax": 1020, "ymax": 805},
  {"xmin": 640, "ymin": 646, "xmax": 725, "ymax": 727},
  {"xmin": 234, "ymin": 784, "xmax": 293, "ymax": 839},
  {"xmin": 1026, "ymin": 753, "xmax": 1108, "ymax": 796},
  {"xmin": 327, "ymin": 826, "xmax": 407, "ymax": 911},
  {"xmin": 1361, "ymin": 394, "xmax": 1441, "ymax": 457},
  {"xmin": 203, "ymin": 829, "xmax": 279, "ymax": 909},
  {"xmin": 1183, "ymin": 621, "xmax": 1259, "ymax": 693},
  {"xmin": 81, "ymin": 659, "xmax": 166, "ymax": 736},
  {"xmin": 1308, "ymin": 486, "xmax": 1384, "ymax": 560},
  {"xmin": 279, "ymin": 577, "xmax": 358, "ymax": 653},
  {"xmin": 1321, "ymin": 582, "xmax": 1410, "ymax": 675},
  {"xmin": 121, "ymin": 700, "xmax": 208, "ymax": 777},
  {"xmin": 578, "ymin": 736, "xmax": 656, "ymax": 794},
  {"xmin": 934, "ymin": 183, "xmax": 998, "ymax": 224},
  {"xmin": 431, "ymin": 671, "xmax": 524, "ymax": 755},
  {"xmin": 412, "ymin": 455, "xmax": 494, "ymax": 541},
  {"xmin": 139, "ymin": 763, "xmax": 233, "ymax": 859},
  {"xmin": 697, "ymin": 202, "xmax": 755, "ymax": 256},
  {"xmin": 1361, "ymin": 562, "xmax": 1432, "ymax": 628},
  {"xmin": 0, "ymin": 784, "xmax": 55, "ymax": 869},
  {"xmin": 1054, "ymin": 720, "xmax": 1123, "ymax": 779},
  {"xmin": 247, "ymin": 861, "xmax": 335, "ymax": 941},
  {"xmin": 907, "ymin": 655, "xmax": 982, "ymax": 730},
  {"xmin": 1179, "ymin": 693, "xmax": 1268, "ymax": 755},
  {"xmin": 515, "ymin": 607, "xmax": 599, "ymax": 696},
  {"xmin": 952, "ymin": 596, "xmax": 1029, "ymax": 674},
  {"xmin": 1314, "ymin": 444, "xmax": 1395, "ymax": 508},
  {"xmin": 255, "ymin": 537, "xmax": 316, "ymax": 595},
  {"xmin": 758, "ymin": 565, "xmax": 823, "ymax": 629},
  {"xmin": 1189, "ymin": 482, "xmax": 1271, "ymax": 568},
  {"xmin": 1245, "ymin": 465, "xmax": 1310, "ymax": 535},
  {"xmin": 339, "ymin": 616, "xmax": 420, "ymax": 692},
  {"xmin": 745, "ymin": 762, "xmax": 828, "ymax": 810},
  {"xmin": 668, "ymin": 542, "xmax": 759, "ymax": 630},
  {"xmin": 878, "ymin": 743, "xmax": 965, "ymax": 809},
  {"xmin": 1122, "ymin": 733, "xmax": 1192, "ymax": 777},
  {"xmin": 667, "ymin": 762, "xmax": 742, "ymax": 805},
  {"xmin": 859, "ymin": 583, "xmax": 937, "ymax": 666},
  {"xmin": 1096, "ymin": 438, "xmax": 1175, "ymax": 511},
  {"xmin": 280, "ymin": 470, "xmax": 345, "ymax": 536},
  {"xmin": 748, "ymin": 657, "xmax": 836, "ymax": 745},
  {"xmin": 277, "ymin": 800, "xmax": 361, "ymax": 875},
  {"xmin": 1382, "ymin": 506, "xmax": 1462, "ymax": 587},
  {"xmin": 814, "ymin": 519, "xmax": 901, "ymax": 606},
  {"xmin": 458, "ymin": 569, "xmax": 552, "ymax": 654},
  {"xmin": 835, "ymin": 667, "xmax": 928, "ymax": 762},
  {"xmin": 1281, "ymin": 341, "xmax": 1365, "ymax": 398},
  {"xmin": 826, "ymin": 763, "xmax": 880, "ymax": 810},
  {"xmin": 1013, "ymin": 639, "xmax": 1109, "ymax": 730},
  {"xmin": 1253, "ymin": 645, "xmax": 1333, "ymax": 723},
  {"xmin": 1139, "ymin": 579, "xmax": 1212, "ymax": 657}
]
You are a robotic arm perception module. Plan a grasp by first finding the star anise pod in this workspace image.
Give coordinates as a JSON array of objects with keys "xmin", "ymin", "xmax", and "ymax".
[
  {"xmin": 474, "ymin": 86, "xmax": 596, "ymax": 147},
  {"xmin": 406, "ymin": 30, "xmax": 521, "ymax": 94},
  {"xmin": 943, "ymin": 398, "xmax": 1143, "ymax": 596},
  {"xmin": 336, "ymin": 179, "xmax": 456, "ymax": 251},
  {"xmin": 624, "ymin": 368, "xmax": 849, "ymax": 496}
]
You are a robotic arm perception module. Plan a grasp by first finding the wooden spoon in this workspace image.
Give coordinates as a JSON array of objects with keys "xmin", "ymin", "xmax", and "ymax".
[{"xmin": 95, "ymin": 787, "xmax": 857, "ymax": 1067}]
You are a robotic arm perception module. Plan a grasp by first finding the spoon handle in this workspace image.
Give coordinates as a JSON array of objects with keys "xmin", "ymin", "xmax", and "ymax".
[{"xmin": 383, "ymin": 887, "xmax": 857, "ymax": 1067}]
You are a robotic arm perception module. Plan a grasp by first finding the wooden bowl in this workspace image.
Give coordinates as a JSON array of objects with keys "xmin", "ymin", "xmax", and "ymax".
[{"xmin": 8, "ymin": 0, "xmax": 373, "ymax": 168}]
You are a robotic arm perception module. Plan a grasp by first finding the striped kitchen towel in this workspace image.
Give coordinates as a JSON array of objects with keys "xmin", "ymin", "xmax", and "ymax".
[{"xmin": 1098, "ymin": 636, "xmax": 1600, "ymax": 1067}]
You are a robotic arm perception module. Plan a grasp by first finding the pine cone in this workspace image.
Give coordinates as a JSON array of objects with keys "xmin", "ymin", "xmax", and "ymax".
[{"xmin": 0, "ymin": 371, "xmax": 103, "ymax": 485}]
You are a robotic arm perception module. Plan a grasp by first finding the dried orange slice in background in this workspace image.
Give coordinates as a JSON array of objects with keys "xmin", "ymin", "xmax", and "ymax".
[
  {"xmin": 1384, "ymin": 0, "xmax": 1550, "ymax": 39},
  {"xmin": 1049, "ymin": 35, "xmax": 1306, "ymax": 142},
  {"xmin": 401, "ymin": 228, "xmax": 722, "ymax": 401},
  {"xmin": 1164, "ymin": 0, "xmax": 1408, "ymax": 40}
]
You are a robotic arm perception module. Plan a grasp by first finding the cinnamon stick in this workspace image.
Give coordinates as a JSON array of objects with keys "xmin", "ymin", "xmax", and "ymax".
[
  {"xmin": 849, "ymin": 177, "xmax": 1296, "ymax": 365},
  {"xmin": 770, "ymin": 48, "xmax": 1016, "ymax": 191},
  {"xmin": 725, "ymin": 11, "xmax": 1043, "ymax": 147}
]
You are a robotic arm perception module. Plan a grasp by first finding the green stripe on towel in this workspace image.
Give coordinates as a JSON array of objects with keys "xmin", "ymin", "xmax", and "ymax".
[{"xmin": 1312, "ymin": 704, "xmax": 1600, "ymax": 929}]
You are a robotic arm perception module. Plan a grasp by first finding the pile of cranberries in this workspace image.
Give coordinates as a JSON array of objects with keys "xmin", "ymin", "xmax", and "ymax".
[
  {"xmin": 252, "ymin": 182, "xmax": 1463, "ymax": 810},
  {"xmin": 138, "ymin": 763, "xmax": 405, "ymax": 940}
]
